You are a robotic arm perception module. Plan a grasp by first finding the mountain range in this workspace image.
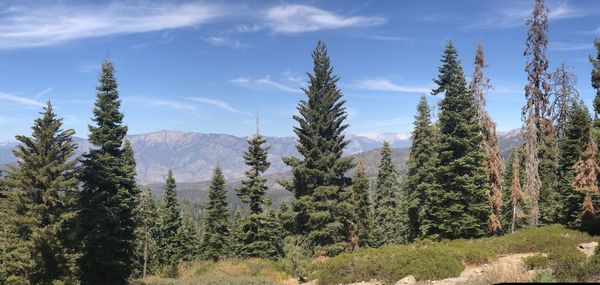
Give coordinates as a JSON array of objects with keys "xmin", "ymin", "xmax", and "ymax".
[{"xmin": 0, "ymin": 130, "xmax": 417, "ymax": 184}]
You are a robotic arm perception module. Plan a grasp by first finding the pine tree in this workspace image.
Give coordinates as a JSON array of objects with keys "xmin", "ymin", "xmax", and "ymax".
[
  {"xmin": 235, "ymin": 128, "xmax": 283, "ymax": 259},
  {"xmin": 351, "ymin": 161, "xmax": 373, "ymax": 248},
  {"xmin": 178, "ymin": 212, "xmax": 200, "ymax": 262},
  {"xmin": 404, "ymin": 95, "xmax": 437, "ymax": 240},
  {"xmin": 556, "ymin": 102, "xmax": 591, "ymax": 227},
  {"xmin": 590, "ymin": 39, "xmax": 600, "ymax": 132},
  {"xmin": 372, "ymin": 142, "xmax": 408, "ymax": 246},
  {"xmin": 281, "ymin": 41, "xmax": 354, "ymax": 256},
  {"xmin": 5, "ymin": 102, "xmax": 79, "ymax": 284},
  {"xmin": 421, "ymin": 42, "xmax": 490, "ymax": 239},
  {"xmin": 133, "ymin": 188, "xmax": 159, "ymax": 279},
  {"xmin": 158, "ymin": 170, "xmax": 182, "ymax": 266},
  {"xmin": 237, "ymin": 130, "xmax": 270, "ymax": 215},
  {"xmin": 0, "ymin": 186, "xmax": 34, "ymax": 285},
  {"xmin": 278, "ymin": 200, "xmax": 295, "ymax": 235},
  {"xmin": 469, "ymin": 44, "xmax": 504, "ymax": 234},
  {"xmin": 572, "ymin": 138, "xmax": 600, "ymax": 233},
  {"xmin": 200, "ymin": 167, "xmax": 230, "ymax": 261},
  {"xmin": 551, "ymin": 63, "xmax": 580, "ymax": 140},
  {"xmin": 502, "ymin": 148, "xmax": 526, "ymax": 233},
  {"xmin": 78, "ymin": 59, "xmax": 138, "ymax": 285},
  {"xmin": 522, "ymin": 0, "xmax": 552, "ymax": 226}
]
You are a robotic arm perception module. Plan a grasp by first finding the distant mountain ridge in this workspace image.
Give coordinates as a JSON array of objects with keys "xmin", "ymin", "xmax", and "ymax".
[{"xmin": 0, "ymin": 129, "xmax": 522, "ymax": 184}]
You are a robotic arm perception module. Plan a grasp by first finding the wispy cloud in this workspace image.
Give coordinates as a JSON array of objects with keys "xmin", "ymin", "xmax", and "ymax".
[
  {"xmin": 0, "ymin": 92, "xmax": 45, "ymax": 107},
  {"xmin": 469, "ymin": 1, "xmax": 595, "ymax": 29},
  {"xmin": 264, "ymin": 4, "xmax": 385, "ymax": 33},
  {"xmin": 355, "ymin": 79, "xmax": 430, "ymax": 94},
  {"xmin": 201, "ymin": 36, "xmax": 249, "ymax": 49},
  {"xmin": 34, "ymin": 87, "xmax": 54, "ymax": 99},
  {"xmin": 231, "ymin": 75, "xmax": 303, "ymax": 94},
  {"xmin": 186, "ymin": 97, "xmax": 250, "ymax": 115},
  {"xmin": 353, "ymin": 117, "xmax": 410, "ymax": 128},
  {"xmin": 149, "ymin": 100, "xmax": 197, "ymax": 110},
  {"xmin": 0, "ymin": 2, "xmax": 226, "ymax": 49},
  {"xmin": 549, "ymin": 42, "xmax": 594, "ymax": 52}
]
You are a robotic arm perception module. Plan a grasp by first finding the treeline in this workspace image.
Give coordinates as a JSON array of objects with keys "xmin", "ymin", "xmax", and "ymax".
[{"xmin": 1, "ymin": 0, "xmax": 600, "ymax": 284}]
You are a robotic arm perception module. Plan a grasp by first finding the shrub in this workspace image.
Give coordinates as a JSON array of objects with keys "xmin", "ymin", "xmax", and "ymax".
[
  {"xmin": 530, "ymin": 270, "xmax": 556, "ymax": 283},
  {"xmin": 547, "ymin": 246, "xmax": 588, "ymax": 282},
  {"xmin": 523, "ymin": 254, "xmax": 549, "ymax": 270},
  {"xmin": 316, "ymin": 246, "xmax": 463, "ymax": 285}
]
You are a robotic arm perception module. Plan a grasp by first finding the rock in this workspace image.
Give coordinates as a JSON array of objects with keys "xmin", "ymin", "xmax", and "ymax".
[
  {"xmin": 578, "ymin": 241, "xmax": 599, "ymax": 257},
  {"xmin": 395, "ymin": 275, "xmax": 416, "ymax": 285}
]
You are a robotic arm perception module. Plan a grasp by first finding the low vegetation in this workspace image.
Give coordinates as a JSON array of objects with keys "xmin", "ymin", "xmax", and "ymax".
[{"xmin": 137, "ymin": 225, "xmax": 599, "ymax": 285}]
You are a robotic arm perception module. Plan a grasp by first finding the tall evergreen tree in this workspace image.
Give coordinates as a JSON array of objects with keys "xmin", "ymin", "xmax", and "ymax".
[
  {"xmin": 522, "ymin": 0, "xmax": 552, "ymax": 226},
  {"xmin": 372, "ymin": 142, "xmax": 407, "ymax": 246},
  {"xmin": 351, "ymin": 161, "xmax": 373, "ymax": 248},
  {"xmin": 421, "ymin": 42, "xmax": 490, "ymax": 239},
  {"xmin": 5, "ymin": 102, "xmax": 79, "ymax": 284},
  {"xmin": 177, "ymin": 212, "xmax": 200, "ymax": 262},
  {"xmin": 404, "ymin": 95, "xmax": 437, "ymax": 240},
  {"xmin": 133, "ymin": 188, "xmax": 159, "ymax": 279},
  {"xmin": 502, "ymin": 148, "xmax": 527, "ymax": 233},
  {"xmin": 469, "ymin": 44, "xmax": 504, "ymax": 233},
  {"xmin": 237, "ymin": 129, "xmax": 270, "ymax": 214},
  {"xmin": 78, "ymin": 59, "xmax": 138, "ymax": 285},
  {"xmin": 158, "ymin": 170, "xmax": 182, "ymax": 266},
  {"xmin": 281, "ymin": 41, "xmax": 354, "ymax": 256},
  {"xmin": 590, "ymin": 39, "xmax": 600, "ymax": 131},
  {"xmin": 200, "ymin": 167, "xmax": 230, "ymax": 261},
  {"xmin": 556, "ymin": 102, "xmax": 591, "ymax": 227},
  {"xmin": 0, "ymin": 184, "xmax": 35, "ymax": 284},
  {"xmin": 572, "ymin": 139, "xmax": 600, "ymax": 233},
  {"xmin": 235, "ymin": 128, "xmax": 283, "ymax": 259}
]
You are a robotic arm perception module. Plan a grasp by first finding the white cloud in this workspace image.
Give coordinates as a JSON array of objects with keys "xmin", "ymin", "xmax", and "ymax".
[
  {"xmin": 231, "ymin": 75, "xmax": 303, "ymax": 94},
  {"xmin": 0, "ymin": 92, "xmax": 45, "ymax": 107},
  {"xmin": 186, "ymin": 97, "xmax": 250, "ymax": 115},
  {"xmin": 265, "ymin": 4, "xmax": 385, "ymax": 33},
  {"xmin": 201, "ymin": 36, "xmax": 248, "ymax": 49},
  {"xmin": 149, "ymin": 100, "xmax": 197, "ymax": 110},
  {"xmin": 470, "ymin": 1, "xmax": 595, "ymax": 29},
  {"xmin": 549, "ymin": 42, "xmax": 594, "ymax": 52},
  {"xmin": 0, "ymin": 2, "xmax": 226, "ymax": 49},
  {"xmin": 35, "ymin": 87, "xmax": 54, "ymax": 99},
  {"xmin": 355, "ymin": 79, "xmax": 430, "ymax": 94}
]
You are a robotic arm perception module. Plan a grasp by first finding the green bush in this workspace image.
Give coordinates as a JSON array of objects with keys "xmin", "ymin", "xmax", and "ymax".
[
  {"xmin": 529, "ymin": 270, "xmax": 556, "ymax": 283},
  {"xmin": 523, "ymin": 254, "xmax": 549, "ymax": 270},
  {"xmin": 316, "ymin": 246, "xmax": 463, "ymax": 285},
  {"xmin": 547, "ymin": 246, "xmax": 588, "ymax": 282}
]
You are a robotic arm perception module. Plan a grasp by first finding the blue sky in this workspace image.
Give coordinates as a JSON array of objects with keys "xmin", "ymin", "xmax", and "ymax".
[{"xmin": 0, "ymin": 0, "xmax": 599, "ymax": 141}]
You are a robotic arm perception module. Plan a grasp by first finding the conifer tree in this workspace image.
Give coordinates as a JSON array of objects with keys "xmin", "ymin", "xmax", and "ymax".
[
  {"xmin": 590, "ymin": 39, "xmax": 600, "ymax": 131},
  {"xmin": 278, "ymin": 200, "xmax": 295, "ymax": 235},
  {"xmin": 372, "ymin": 142, "xmax": 407, "ymax": 246},
  {"xmin": 134, "ymin": 188, "xmax": 159, "ymax": 279},
  {"xmin": 351, "ymin": 161, "xmax": 373, "ymax": 248},
  {"xmin": 200, "ymin": 167, "xmax": 230, "ymax": 261},
  {"xmin": 235, "ymin": 128, "xmax": 283, "ymax": 259},
  {"xmin": 556, "ymin": 102, "xmax": 591, "ymax": 227},
  {"xmin": 404, "ymin": 95, "xmax": 437, "ymax": 240},
  {"xmin": 503, "ymin": 148, "xmax": 526, "ymax": 233},
  {"xmin": 522, "ymin": 0, "xmax": 552, "ymax": 226},
  {"xmin": 78, "ymin": 59, "xmax": 138, "ymax": 285},
  {"xmin": 421, "ymin": 42, "xmax": 490, "ymax": 239},
  {"xmin": 551, "ymin": 63, "xmax": 580, "ymax": 140},
  {"xmin": 0, "ymin": 186, "xmax": 34, "ymax": 284},
  {"xmin": 158, "ymin": 170, "xmax": 182, "ymax": 266},
  {"xmin": 573, "ymin": 139, "xmax": 600, "ymax": 233},
  {"xmin": 282, "ymin": 41, "xmax": 354, "ymax": 256},
  {"xmin": 178, "ymin": 212, "xmax": 200, "ymax": 262},
  {"xmin": 237, "ymin": 129, "xmax": 270, "ymax": 215},
  {"xmin": 469, "ymin": 44, "xmax": 504, "ymax": 234},
  {"xmin": 5, "ymin": 102, "xmax": 79, "ymax": 284}
]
